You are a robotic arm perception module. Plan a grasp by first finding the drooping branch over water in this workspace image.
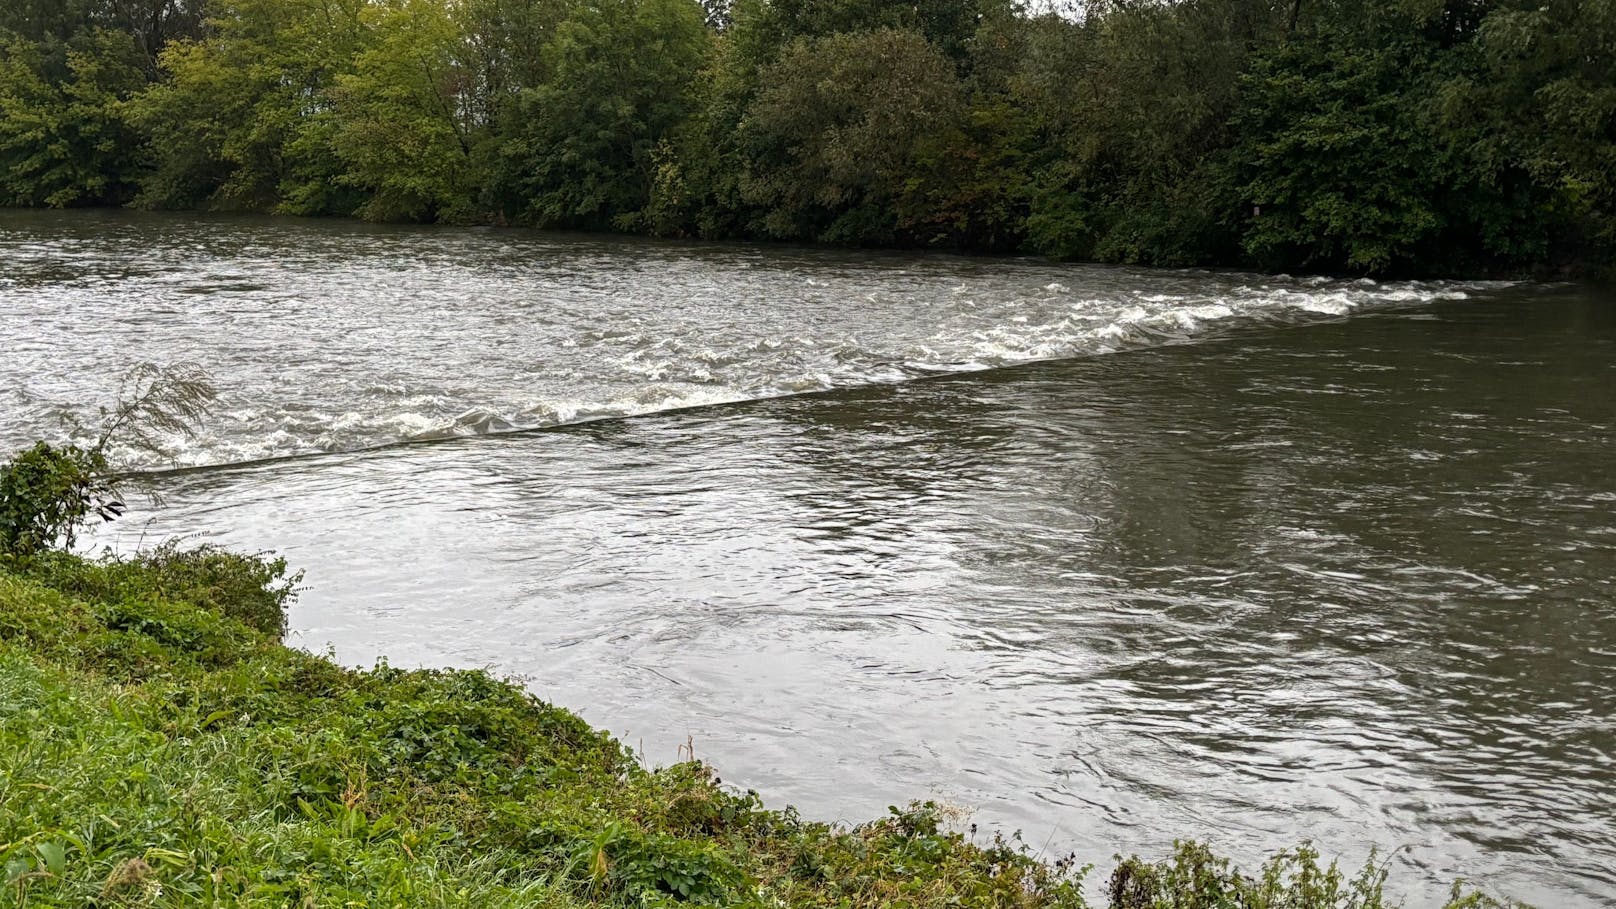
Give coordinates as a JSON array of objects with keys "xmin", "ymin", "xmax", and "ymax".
[
  {"xmin": 0, "ymin": 363, "xmax": 215, "ymax": 554},
  {"xmin": 90, "ymin": 362, "xmax": 217, "ymax": 463},
  {"xmin": 0, "ymin": 0, "xmax": 1611, "ymax": 278}
]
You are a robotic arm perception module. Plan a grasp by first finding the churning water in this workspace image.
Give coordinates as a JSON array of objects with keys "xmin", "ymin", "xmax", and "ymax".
[{"xmin": 3, "ymin": 211, "xmax": 1612, "ymax": 906}]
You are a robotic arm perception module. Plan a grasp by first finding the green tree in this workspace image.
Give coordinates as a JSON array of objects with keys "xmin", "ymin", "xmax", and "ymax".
[
  {"xmin": 126, "ymin": 0, "xmax": 368, "ymax": 213},
  {"xmin": 1014, "ymin": 0, "xmax": 1273, "ymax": 266},
  {"xmin": 740, "ymin": 27, "xmax": 965, "ymax": 244},
  {"xmin": 725, "ymin": 0, "xmax": 1012, "ymax": 70},
  {"xmin": 0, "ymin": 29, "xmax": 147, "ymax": 207},
  {"xmin": 638, "ymin": 8, "xmax": 763, "ymax": 240},
  {"xmin": 1223, "ymin": 0, "xmax": 1594, "ymax": 275},
  {"xmin": 456, "ymin": 0, "xmax": 573, "ymax": 123},
  {"xmin": 893, "ymin": 99, "xmax": 1031, "ymax": 251},
  {"xmin": 0, "ymin": 0, "xmax": 205, "ymax": 74},
  {"xmin": 330, "ymin": 0, "xmax": 479, "ymax": 222},
  {"xmin": 493, "ymin": 0, "xmax": 710, "ymax": 230},
  {"xmin": 1447, "ymin": 0, "xmax": 1616, "ymax": 273},
  {"xmin": 1226, "ymin": 33, "xmax": 1448, "ymax": 273}
]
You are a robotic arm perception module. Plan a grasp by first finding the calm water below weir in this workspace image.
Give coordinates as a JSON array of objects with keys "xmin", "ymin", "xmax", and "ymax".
[{"xmin": 3, "ymin": 211, "xmax": 1613, "ymax": 907}]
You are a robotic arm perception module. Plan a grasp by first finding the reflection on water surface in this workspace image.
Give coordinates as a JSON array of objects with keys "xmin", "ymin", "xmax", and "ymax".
[{"xmin": 2, "ymin": 212, "xmax": 1612, "ymax": 907}]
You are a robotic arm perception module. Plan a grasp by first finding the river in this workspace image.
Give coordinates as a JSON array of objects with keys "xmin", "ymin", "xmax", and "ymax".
[{"xmin": 2, "ymin": 210, "xmax": 1612, "ymax": 907}]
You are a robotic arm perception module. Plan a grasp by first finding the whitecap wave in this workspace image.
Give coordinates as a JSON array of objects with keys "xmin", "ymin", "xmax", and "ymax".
[{"xmin": 0, "ymin": 219, "xmax": 1513, "ymax": 471}]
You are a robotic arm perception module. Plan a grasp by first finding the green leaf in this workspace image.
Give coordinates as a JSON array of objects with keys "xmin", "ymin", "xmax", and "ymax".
[{"xmin": 36, "ymin": 841, "xmax": 66, "ymax": 875}]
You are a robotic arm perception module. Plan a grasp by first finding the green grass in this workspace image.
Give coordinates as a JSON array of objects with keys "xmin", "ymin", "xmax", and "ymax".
[{"xmin": 0, "ymin": 546, "xmax": 1523, "ymax": 908}]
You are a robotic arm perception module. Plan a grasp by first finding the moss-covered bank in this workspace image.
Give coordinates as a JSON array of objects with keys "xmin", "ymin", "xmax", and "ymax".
[{"xmin": 0, "ymin": 545, "xmax": 1520, "ymax": 908}]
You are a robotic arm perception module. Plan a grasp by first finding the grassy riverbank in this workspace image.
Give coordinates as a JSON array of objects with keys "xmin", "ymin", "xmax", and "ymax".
[{"xmin": 0, "ymin": 544, "xmax": 1518, "ymax": 908}]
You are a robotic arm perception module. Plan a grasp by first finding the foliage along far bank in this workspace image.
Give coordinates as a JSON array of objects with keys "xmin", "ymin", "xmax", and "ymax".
[{"xmin": 0, "ymin": 0, "xmax": 1613, "ymax": 280}]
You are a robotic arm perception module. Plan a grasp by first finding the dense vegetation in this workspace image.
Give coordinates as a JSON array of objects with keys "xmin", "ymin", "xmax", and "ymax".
[
  {"xmin": 0, "ymin": 439, "xmax": 1526, "ymax": 908},
  {"xmin": 1, "ymin": 0, "xmax": 1611, "ymax": 278}
]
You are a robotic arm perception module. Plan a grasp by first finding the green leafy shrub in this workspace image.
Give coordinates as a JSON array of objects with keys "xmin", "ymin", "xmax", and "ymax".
[
  {"xmin": 12, "ymin": 542, "xmax": 298, "ymax": 636},
  {"xmin": 0, "ymin": 442, "xmax": 118, "ymax": 556},
  {"xmin": 123, "ymin": 543, "xmax": 299, "ymax": 637}
]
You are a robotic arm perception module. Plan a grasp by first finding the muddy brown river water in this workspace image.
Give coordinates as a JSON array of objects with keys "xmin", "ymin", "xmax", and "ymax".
[{"xmin": 3, "ymin": 211, "xmax": 1612, "ymax": 906}]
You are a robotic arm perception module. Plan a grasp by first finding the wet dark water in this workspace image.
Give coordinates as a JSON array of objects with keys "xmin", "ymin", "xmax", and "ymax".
[{"xmin": 3, "ymin": 211, "xmax": 1612, "ymax": 906}]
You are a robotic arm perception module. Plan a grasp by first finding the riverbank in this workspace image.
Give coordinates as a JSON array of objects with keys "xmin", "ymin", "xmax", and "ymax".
[
  {"xmin": 7, "ymin": 0, "xmax": 1614, "ymax": 281},
  {"xmin": 0, "ymin": 542, "xmax": 1522, "ymax": 908},
  {"xmin": 0, "ymin": 204, "xmax": 1587, "ymax": 284}
]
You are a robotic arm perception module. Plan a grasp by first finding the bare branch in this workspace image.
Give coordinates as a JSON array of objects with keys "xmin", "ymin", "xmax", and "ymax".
[{"xmin": 93, "ymin": 362, "xmax": 219, "ymax": 463}]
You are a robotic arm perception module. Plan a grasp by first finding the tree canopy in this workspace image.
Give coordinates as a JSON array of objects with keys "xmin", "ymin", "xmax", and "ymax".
[{"xmin": 1, "ymin": 0, "xmax": 1611, "ymax": 277}]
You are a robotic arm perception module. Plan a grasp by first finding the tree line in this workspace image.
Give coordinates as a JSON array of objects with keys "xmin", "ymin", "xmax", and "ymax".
[{"xmin": 1, "ymin": 0, "xmax": 1611, "ymax": 277}]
